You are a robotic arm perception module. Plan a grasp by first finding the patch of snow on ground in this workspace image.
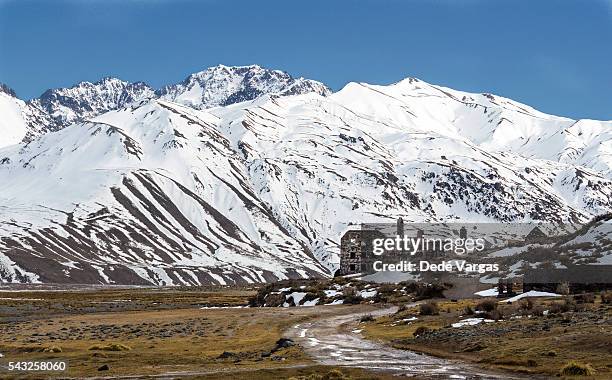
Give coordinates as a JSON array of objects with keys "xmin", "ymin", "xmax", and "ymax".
[
  {"xmin": 324, "ymin": 289, "xmax": 341, "ymax": 297},
  {"xmin": 392, "ymin": 316, "xmax": 418, "ymax": 326},
  {"xmin": 475, "ymin": 288, "xmax": 498, "ymax": 297},
  {"xmin": 302, "ymin": 298, "xmax": 319, "ymax": 307},
  {"xmin": 451, "ymin": 318, "xmax": 495, "ymax": 328},
  {"xmin": 284, "ymin": 292, "xmax": 307, "ymax": 306},
  {"xmin": 359, "ymin": 289, "xmax": 378, "ymax": 298},
  {"xmin": 503, "ymin": 291, "xmax": 560, "ymax": 303},
  {"xmin": 596, "ymin": 254, "xmax": 612, "ymax": 265}
]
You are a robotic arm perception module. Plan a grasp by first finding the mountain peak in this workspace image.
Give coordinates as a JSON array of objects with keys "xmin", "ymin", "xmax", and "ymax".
[
  {"xmin": 21, "ymin": 78, "xmax": 155, "ymax": 140},
  {"xmin": 0, "ymin": 83, "xmax": 17, "ymax": 98},
  {"xmin": 157, "ymin": 64, "xmax": 331, "ymax": 109},
  {"xmin": 1, "ymin": 65, "xmax": 332, "ymax": 147},
  {"xmin": 93, "ymin": 76, "xmax": 130, "ymax": 86}
]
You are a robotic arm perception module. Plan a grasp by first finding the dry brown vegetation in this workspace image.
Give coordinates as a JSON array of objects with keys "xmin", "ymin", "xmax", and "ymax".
[
  {"xmin": 248, "ymin": 278, "xmax": 449, "ymax": 307},
  {"xmin": 362, "ymin": 295, "xmax": 611, "ymax": 378},
  {"xmin": 0, "ymin": 286, "xmax": 386, "ymax": 379}
]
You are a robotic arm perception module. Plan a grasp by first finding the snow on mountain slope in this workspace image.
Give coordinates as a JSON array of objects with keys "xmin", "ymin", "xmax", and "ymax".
[
  {"xmin": 210, "ymin": 88, "xmax": 612, "ymax": 268},
  {"xmin": 0, "ymin": 86, "xmax": 29, "ymax": 148},
  {"xmin": 479, "ymin": 214, "xmax": 612, "ymax": 283},
  {"xmin": 21, "ymin": 78, "xmax": 156, "ymax": 143},
  {"xmin": 559, "ymin": 214, "xmax": 612, "ymax": 265},
  {"xmin": 331, "ymin": 79, "xmax": 612, "ymax": 173},
  {"xmin": 0, "ymin": 74, "xmax": 611, "ymax": 285},
  {"xmin": 0, "ymin": 100, "xmax": 327, "ymax": 284},
  {"xmin": 157, "ymin": 64, "xmax": 331, "ymax": 109},
  {"xmin": 0, "ymin": 65, "xmax": 330, "ymax": 148}
]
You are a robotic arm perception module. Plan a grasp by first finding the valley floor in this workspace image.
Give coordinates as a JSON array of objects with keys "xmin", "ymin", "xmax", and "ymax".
[
  {"xmin": 362, "ymin": 297, "xmax": 611, "ymax": 379},
  {"xmin": 0, "ymin": 286, "xmax": 395, "ymax": 379},
  {"xmin": 0, "ymin": 285, "xmax": 609, "ymax": 379}
]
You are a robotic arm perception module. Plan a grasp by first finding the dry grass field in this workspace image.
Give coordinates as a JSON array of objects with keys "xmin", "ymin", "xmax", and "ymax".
[
  {"xmin": 0, "ymin": 286, "xmax": 394, "ymax": 379},
  {"xmin": 2, "ymin": 285, "xmax": 610, "ymax": 379},
  {"xmin": 362, "ymin": 296, "xmax": 612, "ymax": 378}
]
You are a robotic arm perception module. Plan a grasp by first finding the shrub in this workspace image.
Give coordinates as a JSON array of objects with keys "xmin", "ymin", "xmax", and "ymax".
[
  {"xmin": 392, "ymin": 295, "xmax": 412, "ymax": 304},
  {"xmin": 248, "ymin": 283, "xmax": 277, "ymax": 307},
  {"xmin": 263, "ymin": 293, "xmax": 285, "ymax": 307},
  {"xmin": 419, "ymin": 302, "xmax": 439, "ymax": 315},
  {"xmin": 303, "ymin": 291, "xmax": 325, "ymax": 303},
  {"xmin": 372, "ymin": 292, "xmax": 389, "ymax": 303},
  {"xmin": 574, "ymin": 293, "xmax": 595, "ymax": 304},
  {"xmin": 413, "ymin": 283, "xmax": 447, "ymax": 300},
  {"xmin": 413, "ymin": 326, "xmax": 431, "ymax": 337},
  {"xmin": 343, "ymin": 286, "xmax": 357, "ymax": 297},
  {"xmin": 549, "ymin": 302, "xmax": 563, "ymax": 314},
  {"xmin": 42, "ymin": 346, "xmax": 62, "ymax": 353},
  {"xmin": 556, "ymin": 282, "xmax": 570, "ymax": 295},
  {"xmin": 488, "ymin": 309, "xmax": 504, "ymax": 321},
  {"xmin": 288, "ymin": 369, "xmax": 351, "ymax": 380},
  {"xmin": 343, "ymin": 295, "xmax": 363, "ymax": 305},
  {"xmin": 476, "ymin": 299, "xmax": 497, "ymax": 312},
  {"xmin": 464, "ymin": 305, "xmax": 474, "ymax": 315},
  {"xmin": 560, "ymin": 361, "xmax": 595, "ymax": 376},
  {"xmin": 89, "ymin": 343, "xmax": 131, "ymax": 352},
  {"xmin": 342, "ymin": 287, "xmax": 363, "ymax": 305},
  {"xmin": 217, "ymin": 351, "xmax": 238, "ymax": 359},
  {"xmin": 321, "ymin": 369, "xmax": 350, "ymax": 380},
  {"xmin": 377, "ymin": 283, "xmax": 396, "ymax": 295},
  {"xmin": 563, "ymin": 296, "xmax": 577, "ymax": 310},
  {"xmin": 331, "ymin": 277, "xmax": 350, "ymax": 286},
  {"xmin": 518, "ymin": 298, "xmax": 533, "ymax": 310},
  {"xmin": 549, "ymin": 297, "xmax": 577, "ymax": 314}
]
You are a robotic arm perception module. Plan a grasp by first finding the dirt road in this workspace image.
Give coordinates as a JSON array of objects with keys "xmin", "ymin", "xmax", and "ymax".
[{"xmin": 290, "ymin": 306, "xmax": 531, "ymax": 379}]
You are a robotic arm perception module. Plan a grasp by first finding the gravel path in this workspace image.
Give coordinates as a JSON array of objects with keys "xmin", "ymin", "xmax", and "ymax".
[{"xmin": 290, "ymin": 305, "xmax": 531, "ymax": 379}]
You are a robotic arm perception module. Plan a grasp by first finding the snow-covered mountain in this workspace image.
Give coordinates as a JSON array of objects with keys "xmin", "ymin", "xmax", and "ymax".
[
  {"xmin": 0, "ymin": 70, "xmax": 611, "ymax": 285},
  {"xmin": 0, "ymin": 84, "xmax": 29, "ymax": 147},
  {"xmin": 0, "ymin": 100, "xmax": 328, "ymax": 284},
  {"xmin": 157, "ymin": 64, "xmax": 331, "ymax": 109},
  {"xmin": 480, "ymin": 213, "xmax": 612, "ymax": 284},
  {"xmin": 26, "ymin": 78, "xmax": 156, "ymax": 137},
  {"xmin": 0, "ymin": 65, "xmax": 331, "ymax": 147}
]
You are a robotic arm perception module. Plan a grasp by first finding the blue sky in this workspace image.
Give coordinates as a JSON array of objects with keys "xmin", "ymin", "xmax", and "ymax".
[{"xmin": 0, "ymin": 0, "xmax": 610, "ymax": 120}]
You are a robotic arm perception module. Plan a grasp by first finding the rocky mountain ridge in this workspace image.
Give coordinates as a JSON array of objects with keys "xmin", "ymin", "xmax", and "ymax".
[{"xmin": 0, "ymin": 65, "xmax": 331, "ymax": 146}]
